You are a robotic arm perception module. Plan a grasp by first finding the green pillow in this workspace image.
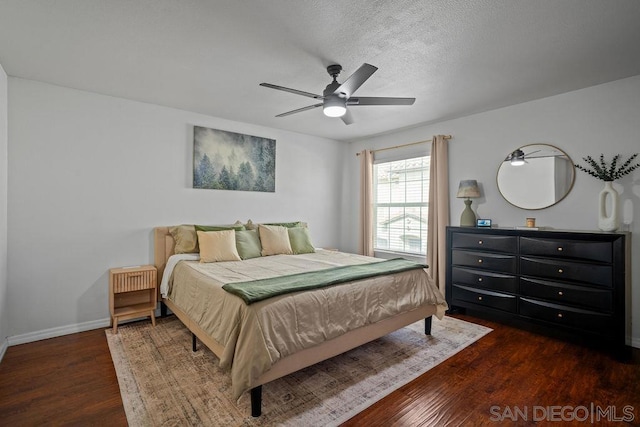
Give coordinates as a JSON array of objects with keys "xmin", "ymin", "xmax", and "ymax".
[
  {"xmin": 195, "ymin": 224, "xmax": 246, "ymax": 232},
  {"xmin": 263, "ymin": 221, "xmax": 302, "ymax": 228},
  {"xmin": 235, "ymin": 230, "xmax": 262, "ymax": 259},
  {"xmin": 288, "ymin": 227, "xmax": 315, "ymax": 254}
]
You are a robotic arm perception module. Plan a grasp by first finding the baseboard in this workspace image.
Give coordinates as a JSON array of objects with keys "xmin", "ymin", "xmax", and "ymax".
[
  {"xmin": 7, "ymin": 318, "xmax": 111, "ymax": 346},
  {"xmin": 0, "ymin": 337, "xmax": 8, "ymax": 363},
  {"xmin": 6, "ymin": 306, "xmax": 164, "ymax": 346}
]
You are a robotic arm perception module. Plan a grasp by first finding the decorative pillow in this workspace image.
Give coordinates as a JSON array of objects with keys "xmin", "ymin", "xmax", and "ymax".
[
  {"xmin": 263, "ymin": 221, "xmax": 303, "ymax": 228},
  {"xmin": 235, "ymin": 229, "xmax": 262, "ymax": 260},
  {"xmin": 258, "ymin": 225, "xmax": 293, "ymax": 256},
  {"xmin": 195, "ymin": 224, "xmax": 245, "ymax": 232},
  {"xmin": 245, "ymin": 219, "xmax": 305, "ymax": 230},
  {"xmin": 169, "ymin": 225, "xmax": 199, "ymax": 254},
  {"xmin": 197, "ymin": 230, "xmax": 242, "ymax": 262},
  {"xmin": 288, "ymin": 227, "xmax": 315, "ymax": 254}
]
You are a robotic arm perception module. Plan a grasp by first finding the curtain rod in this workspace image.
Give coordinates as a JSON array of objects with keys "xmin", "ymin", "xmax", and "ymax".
[{"xmin": 356, "ymin": 135, "xmax": 452, "ymax": 156}]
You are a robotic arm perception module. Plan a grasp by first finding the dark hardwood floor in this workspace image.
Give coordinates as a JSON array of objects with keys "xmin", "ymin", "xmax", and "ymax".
[
  {"xmin": 0, "ymin": 315, "xmax": 638, "ymax": 426},
  {"xmin": 343, "ymin": 315, "xmax": 640, "ymax": 426},
  {"xmin": 0, "ymin": 328, "xmax": 127, "ymax": 426}
]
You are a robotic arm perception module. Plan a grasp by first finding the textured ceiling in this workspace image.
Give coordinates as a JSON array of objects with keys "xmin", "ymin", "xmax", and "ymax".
[{"xmin": 1, "ymin": 0, "xmax": 640, "ymax": 142}]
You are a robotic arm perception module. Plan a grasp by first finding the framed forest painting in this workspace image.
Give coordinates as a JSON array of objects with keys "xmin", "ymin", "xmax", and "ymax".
[{"xmin": 193, "ymin": 126, "xmax": 276, "ymax": 192}]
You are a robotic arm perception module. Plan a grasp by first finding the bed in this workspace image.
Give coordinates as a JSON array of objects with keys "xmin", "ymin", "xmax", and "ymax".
[{"xmin": 153, "ymin": 226, "xmax": 448, "ymax": 417}]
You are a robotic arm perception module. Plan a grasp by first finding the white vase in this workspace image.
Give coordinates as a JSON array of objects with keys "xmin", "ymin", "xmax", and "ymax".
[{"xmin": 598, "ymin": 181, "xmax": 620, "ymax": 232}]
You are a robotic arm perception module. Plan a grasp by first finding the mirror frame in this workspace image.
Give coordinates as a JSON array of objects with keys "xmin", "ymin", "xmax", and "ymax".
[{"xmin": 497, "ymin": 143, "xmax": 575, "ymax": 210}]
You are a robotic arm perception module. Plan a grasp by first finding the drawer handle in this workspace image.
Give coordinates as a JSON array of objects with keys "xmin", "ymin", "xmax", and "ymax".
[
  {"xmin": 557, "ymin": 313, "xmax": 563, "ymax": 318},
  {"xmin": 478, "ymin": 240, "xmax": 483, "ymax": 245},
  {"xmin": 558, "ymin": 269, "xmax": 563, "ymax": 273},
  {"xmin": 478, "ymin": 296, "xmax": 483, "ymax": 301},
  {"xmin": 478, "ymin": 259, "xmax": 483, "ymax": 263},
  {"xmin": 127, "ymin": 273, "xmax": 144, "ymax": 278},
  {"xmin": 558, "ymin": 291, "xmax": 563, "ymax": 296},
  {"xmin": 557, "ymin": 247, "xmax": 563, "ymax": 251},
  {"xmin": 478, "ymin": 277, "xmax": 483, "ymax": 282}
]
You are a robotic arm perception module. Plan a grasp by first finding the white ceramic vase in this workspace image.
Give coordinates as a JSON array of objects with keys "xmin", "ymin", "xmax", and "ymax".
[{"xmin": 598, "ymin": 181, "xmax": 620, "ymax": 232}]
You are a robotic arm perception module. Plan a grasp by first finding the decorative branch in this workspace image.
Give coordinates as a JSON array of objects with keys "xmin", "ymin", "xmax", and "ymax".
[{"xmin": 575, "ymin": 153, "xmax": 640, "ymax": 181}]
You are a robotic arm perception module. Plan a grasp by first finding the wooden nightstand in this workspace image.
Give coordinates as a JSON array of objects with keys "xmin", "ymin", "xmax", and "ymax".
[{"xmin": 109, "ymin": 265, "xmax": 157, "ymax": 333}]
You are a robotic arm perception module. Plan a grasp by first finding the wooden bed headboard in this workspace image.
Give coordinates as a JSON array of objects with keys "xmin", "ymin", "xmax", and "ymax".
[{"xmin": 153, "ymin": 226, "xmax": 176, "ymax": 301}]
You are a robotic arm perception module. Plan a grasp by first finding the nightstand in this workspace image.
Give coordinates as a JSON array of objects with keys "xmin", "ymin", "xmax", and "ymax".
[{"xmin": 109, "ymin": 265, "xmax": 157, "ymax": 333}]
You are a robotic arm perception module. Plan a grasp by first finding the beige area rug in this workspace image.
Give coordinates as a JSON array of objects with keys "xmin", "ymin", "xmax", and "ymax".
[{"xmin": 106, "ymin": 315, "xmax": 491, "ymax": 426}]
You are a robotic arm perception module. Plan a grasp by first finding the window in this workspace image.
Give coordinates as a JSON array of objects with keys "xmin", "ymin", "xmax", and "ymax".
[{"xmin": 373, "ymin": 155, "xmax": 430, "ymax": 256}]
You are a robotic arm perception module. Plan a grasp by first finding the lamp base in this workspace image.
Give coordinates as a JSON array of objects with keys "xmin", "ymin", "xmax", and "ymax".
[{"xmin": 460, "ymin": 199, "xmax": 477, "ymax": 227}]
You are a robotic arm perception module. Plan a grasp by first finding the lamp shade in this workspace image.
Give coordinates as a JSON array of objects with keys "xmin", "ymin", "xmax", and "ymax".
[{"xmin": 456, "ymin": 180, "xmax": 480, "ymax": 198}]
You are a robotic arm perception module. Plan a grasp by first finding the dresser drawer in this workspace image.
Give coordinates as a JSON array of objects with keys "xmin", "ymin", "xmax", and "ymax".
[
  {"xmin": 520, "ymin": 257, "xmax": 612, "ymax": 287},
  {"xmin": 520, "ymin": 277, "xmax": 612, "ymax": 311},
  {"xmin": 452, "ymin": 250, "xmax": 517, "ymax": 273},
  {"xmin": 453, "ymin": 284, "xmax": 517, "ymax": 313},
  {"xmin": 519, "ymin": 297, "xmax": 612, "ymax": 334},
  {"xmin": 452, "ymin": 267, "xmax": 518, "ymax": 293},
  {"xmin": 520, "ymin": 237, "xmax": 612, "ymax": 263},
  {"xmin": 452, "ymin": 233, "xmax": 517, "ymax": 253}
]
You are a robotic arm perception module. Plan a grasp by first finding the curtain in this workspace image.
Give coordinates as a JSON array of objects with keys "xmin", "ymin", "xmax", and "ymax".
[
  {"xmin": 358, "ymin": 149, "xmax": 374, "ymax": 256},
  {"xmin": 426, "ymin": 135, "xmax": 450, "ymax": 294}
]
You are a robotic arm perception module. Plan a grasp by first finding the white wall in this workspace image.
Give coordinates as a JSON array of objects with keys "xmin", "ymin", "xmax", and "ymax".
[
  {"xmin": 342, "ymin": 75, "xmax": 640, "ymax": 347},
  {"xmin": 7, "ymin": 78, "xmax": 344, "ymax": 341},
  {"xmin": 0, "ymin": 63, "xmax": 8, "ymax": 358}
]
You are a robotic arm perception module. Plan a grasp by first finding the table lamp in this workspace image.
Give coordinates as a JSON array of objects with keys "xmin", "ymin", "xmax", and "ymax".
[{"xmin": 457, "ymin": 180, "xmax": 481, "ymax": 227}]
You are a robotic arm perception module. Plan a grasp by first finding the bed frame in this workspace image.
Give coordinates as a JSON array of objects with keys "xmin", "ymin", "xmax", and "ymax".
[{"xmin": 153, "ymin": 226, "xmax": 437, "ymax": 417}]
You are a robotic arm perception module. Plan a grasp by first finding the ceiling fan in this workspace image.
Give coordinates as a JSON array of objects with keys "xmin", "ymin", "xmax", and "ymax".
[
  {"xmin": 259, "ymin": 63, "xmax": 415, "ymax": 125},
  {"xmin": 505, "ymin": 149, "xmax": 542, "ymax": 166}
]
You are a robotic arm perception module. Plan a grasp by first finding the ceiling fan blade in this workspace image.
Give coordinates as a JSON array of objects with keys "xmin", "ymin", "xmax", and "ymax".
[
  {"xmin": 341, "ymin": 109, "xmax": 354, "ymax": 125},
  {"xmin": 332, "ymin": 63, "xmax": 377, "ymax": 98},
  {"xmin": 275, "ymin": 103, "xmax": 323, "ymax": 117},
  {"xmin": 348, "ymin": 97, "xmax": 416, "ymax": 106},
  {"xmin": 260, "ymin": 83, "xmax": 323, "ymax": 99}
]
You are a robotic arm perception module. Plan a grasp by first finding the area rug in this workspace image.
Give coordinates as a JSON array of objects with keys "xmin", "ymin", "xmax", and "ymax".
[{"xmin": 106, "ymin": 315, "xmax": 491, "ymax": 426}]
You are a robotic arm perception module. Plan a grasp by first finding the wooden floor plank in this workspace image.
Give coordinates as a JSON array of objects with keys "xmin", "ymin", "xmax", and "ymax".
[
  {"xmin": 0, "ymin": 315, "xmax": 638, "ymax": 426},
  {"xmin": 342, "ymin": 315, "xmax": 640, "ymax": 426},
  {"xmin": 0, "ymin": 329, "xmax": 127, "ymax": 426}
]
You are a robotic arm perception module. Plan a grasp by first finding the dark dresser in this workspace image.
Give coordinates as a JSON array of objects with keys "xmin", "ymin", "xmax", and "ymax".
[{"xmin": 446, "ymin": 226, "xmax": 631, "ymax": 357}]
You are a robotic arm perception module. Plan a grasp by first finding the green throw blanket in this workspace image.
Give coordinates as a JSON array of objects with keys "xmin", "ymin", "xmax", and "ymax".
[{"xmin": 222, "ymin": 258, "xmax": 427, "ymax": 304}]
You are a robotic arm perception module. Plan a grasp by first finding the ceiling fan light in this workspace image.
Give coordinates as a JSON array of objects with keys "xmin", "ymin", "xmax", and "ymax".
[
  {"xmin": 323, "ymin": 105, "xmax": 346, "ymax": 117},
  {"xmin": 323, "ymin": 96, "xmax": 347, "ymax": 117},
  {"xmin": 510, "ymin": 149, "xmax": 525, "ymax": 166}
]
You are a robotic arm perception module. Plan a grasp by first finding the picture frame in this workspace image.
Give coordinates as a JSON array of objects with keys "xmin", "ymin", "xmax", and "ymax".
[{"xmin": 193, "ymin": 126, "xmax": 276, "ymax": 192}]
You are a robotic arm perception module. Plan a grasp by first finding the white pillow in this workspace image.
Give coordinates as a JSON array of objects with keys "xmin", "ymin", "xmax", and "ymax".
[
  {"xmin": 259, "ymin": 224, "xmax": 293, "ymax": 256},
  {"xmin": 197, "ymin": 230, "xmax": 241, "ymax": 262}
]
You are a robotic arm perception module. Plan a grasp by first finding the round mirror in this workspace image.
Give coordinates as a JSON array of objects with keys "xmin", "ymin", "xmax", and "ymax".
[{"xmin": 497, "ymin": 144, "xmax": 575, "ymax": 210}]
